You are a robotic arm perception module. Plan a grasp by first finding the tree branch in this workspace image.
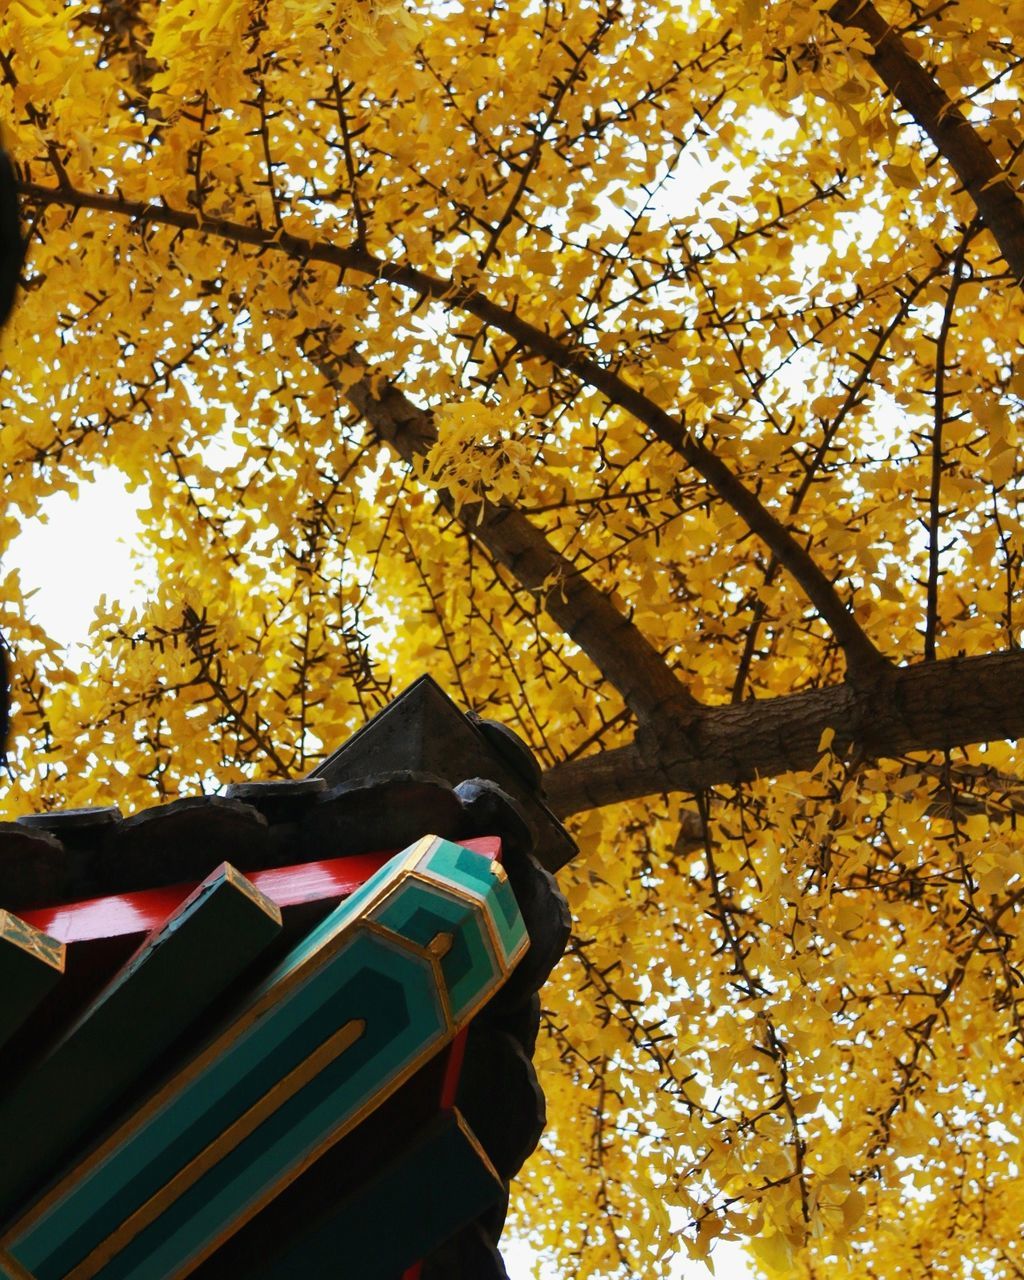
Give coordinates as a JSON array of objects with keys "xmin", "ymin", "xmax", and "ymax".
[
  {"xmin": 829, "ymin": 0, "xmax": 1024, "ymax": 283},
  {"xmin": 543, "ymin": 649, "xmax": 1024, "ymax": 815},
  {"xmin": 924, "ymin": 227, "xmax": 971, "ymax": 660},
  {"xmin": 16, "ymin": 178, "xmax": 890, "ymax": 687},
  {"xmin": 310, "ymin": 345, "xmax": 698, "ymax": 725}
]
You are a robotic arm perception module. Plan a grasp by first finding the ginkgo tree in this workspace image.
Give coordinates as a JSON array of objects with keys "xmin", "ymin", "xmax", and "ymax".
[{"xmin": 2, "ymin": 0, "xmax": 1024, "ymax": 1274}]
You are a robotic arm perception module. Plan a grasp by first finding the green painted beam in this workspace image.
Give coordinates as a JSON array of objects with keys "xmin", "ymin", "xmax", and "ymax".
[
  {"xmin": 0, "ymin": 1247, "xmax": 37, "ymax": 1280},
  {"xmin": 0, "ymin": 863, "xmax": 282, "ymax": 1219},
  {"xmin": 0, "ymin": 911, "xmax": 64, "ymax": 1052},
  {"xmin": 5, "ymin": 837, "xmax": 527, "ymax": 1280},
  {"xmin": 247, "ymin": 1109, "xmax": 503, "ymax": 1280}
]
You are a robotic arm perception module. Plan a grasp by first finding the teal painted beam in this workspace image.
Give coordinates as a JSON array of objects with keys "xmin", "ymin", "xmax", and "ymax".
[
  {"xmin": 4, "ymin": 837, "xmax": 528, "ymax": 1280},
  {"xmin": 246, "ymin": 1109, "xmax": 503, "ymax": 1279},
  {"xmin": 0, "ymin": 1248, "xmax": 37, "ymax": 1280},
  {"xmin": 0, "ymin": 911, "xmax": 64, "ymax": 1052},
  {"xmin": 0, "ymin": 863, "xmax": 282, "ymax": 1218}
]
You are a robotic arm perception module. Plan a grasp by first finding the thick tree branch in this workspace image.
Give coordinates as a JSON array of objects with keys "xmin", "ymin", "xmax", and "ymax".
[
  {"xmin": 543, "ymin": 649, "xmax": 1024, "ymax": 816},
  {"xmin": 16, "ymin": 179, "xmax": 890, "ymax": 687},
  {"xmin": 311, "ymin": 346, "xmax": 697, "ymax": 724},
  {"xmin": 829, "ymin": 0, "xmax": 1024, "ymax": 282}
]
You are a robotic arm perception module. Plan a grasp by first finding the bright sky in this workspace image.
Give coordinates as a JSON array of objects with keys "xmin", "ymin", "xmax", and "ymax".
[{"xmin": 6, "ymin": 469, "xmax": 147, "ymax": 650}]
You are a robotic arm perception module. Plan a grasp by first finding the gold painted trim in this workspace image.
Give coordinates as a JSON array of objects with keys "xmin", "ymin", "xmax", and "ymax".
[
  {"xmin": 407, "ymin": 864, "xmax": 530, "ymax": 978},
  {"xmin": 505, "ymin": 921, "xmax": 531, "ymax": 968},
  {"xmin": 50, "ymin": 865, "xmax": 285, "ymax": 1056},
  {"xmin": 357, "ymin": 917, "xmax": 440, "ymax": 966},
  {"xmin": 367, "ymin": 868, "xmax": 517, "ymax": 1008},
  {"xmin": 363, "ymin": 874, "xmax": 433, "ymax": 926},
  {"xmin": 398, "ymin": 834, "xmax": 440, "ymax": 874},
  {"xmin": 425, "ymin": 949, "xmax": 453, "ymax": 1034},
  {"xmin": 0, "ymin": 911, "xmax": 65, "ymax": 973},
  {"xmin": 427, "ymin": 931, "xmax": 453, "ymax": 958},
  {"xmin": 301, "ymin": 1021, "xmax": 445, "ymax": 1160},
  {"xmin": 357, "ymin": 918, "xmax": 453, "ymax": 1034},
  {"xmin": 6, "ymin": 846, "xmax": 429, "ymax": 1244},
  {"xmin": 64, "ymin": 1018, "xmax": 367, "ymax": 1280},
  {"xmin": 403, "ymin": 869, "xmax": 513, "ymax": 975},
  {"xmin": 406, "ymin": 868, "xmax": 486, "ymax": 905},
  {"xmin": 412, "ymin": 859, "xmax": 490, "ymax": 905},
  {"xmin": 0, "ymin": 1248, "xmax": 38, "ymax": 1280},
  {"xmin": 451, "ymin": 1108, "xmax": 502, "ymax": 1186},
  {"xmin": 411, "ymin": 841, "xmax": 528, "ymax": 972},
  {"xmin": 7, "ymin": 833, "xmax": 515, "ymax": 1276},
  {"xmin": 446, "ymin": 959, "xmax": 517, "ymax": 1036},
  {"xmin": 171, "ymin": 1017, "xmax": 456, "ymax": 1277},
  {"xmin": 168, "ymin": 843, "xmax": 521, "ymax": 1277},
  {"xmin": 222, "ymin": 864, "xmax": 283, "ymax": 926}
]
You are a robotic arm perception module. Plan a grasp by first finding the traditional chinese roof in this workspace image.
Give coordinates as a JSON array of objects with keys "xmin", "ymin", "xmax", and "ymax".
[{"xmin": 0, "ymin": 677, "xmax": 572, "ymax": 1279}]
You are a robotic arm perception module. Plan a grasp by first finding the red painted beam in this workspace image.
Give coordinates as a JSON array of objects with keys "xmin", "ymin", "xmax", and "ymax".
[{"xmin": 21, "ymin": 836, "xmax": 502, "ymax": 945}]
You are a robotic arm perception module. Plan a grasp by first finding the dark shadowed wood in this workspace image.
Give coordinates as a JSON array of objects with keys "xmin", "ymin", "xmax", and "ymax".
[
  {"xmin": 224, "ymin": 1109, "xmax": 502, "ymax": 1280},
  {"xmin": 0, "ymin": 912, "xmax": 63, "ymax": 1053},
  {"xmin": 0, "ymin": 865, "xmax": 282, "ymax": 1220}
]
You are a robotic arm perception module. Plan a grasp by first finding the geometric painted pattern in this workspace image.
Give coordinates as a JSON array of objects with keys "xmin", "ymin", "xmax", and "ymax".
[
  {"xmin": 3, "ymin": 836, "xmax": 528, "ymax": 1280},
  {"xmin": 0, "ymin": 1248, "xmax": 37, "ymax": 1280},
  {"xmin": 244, "ymin": 1109, "xmax": 503, "ymax": 1279},
  {"xmin": 411, "ymin": 841, "xmax": 527, "ymax": 968},
  {"xmin": 0, "ymin": 913, "xmax": 64, "ymax": 972}
]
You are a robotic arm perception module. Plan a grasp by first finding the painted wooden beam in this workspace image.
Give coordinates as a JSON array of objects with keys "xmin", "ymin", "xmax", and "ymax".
[
  {"xmin": 0, "ymin": 1247, "xmax": 37, "ymax": 1280},
  {"xmin": 0, "ymin": 912, "xmax": 64, "ymax": 1051},
  {"xmin": 20, "ymin": 838, "xmax": 501, "ymax": 946},
  {"xmin": 245, "ymin": 1109, "xmax": 503, "ymax": 1279},
  {"xmin": 187, "ymin": 1028, "xmax": 473, "ymax": 1274},
  {"xmin": 3, "ymin": 837, "xmax": 527, "ymax": 1280},
  {"xmin": 0, "ymin": 863, "xmax": 282, "ymax": 1218}
]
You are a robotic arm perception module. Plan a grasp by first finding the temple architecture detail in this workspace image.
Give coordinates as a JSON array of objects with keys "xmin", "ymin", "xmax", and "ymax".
[{"xmin": 0, "ymin": 677, "xmax": 572, "ymax": 1279}]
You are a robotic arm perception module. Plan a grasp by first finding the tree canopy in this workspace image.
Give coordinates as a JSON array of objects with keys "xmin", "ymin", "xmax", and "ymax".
[{"xmin": 2, "ymin": 0, "xmax": 1024, "ymax": 1274}]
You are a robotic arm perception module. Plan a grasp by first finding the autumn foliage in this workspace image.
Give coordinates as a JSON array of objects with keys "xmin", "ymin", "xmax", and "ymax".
[{"xmin": 2, "ymin": 0, "xmax": 1024, "ymax": 1275}]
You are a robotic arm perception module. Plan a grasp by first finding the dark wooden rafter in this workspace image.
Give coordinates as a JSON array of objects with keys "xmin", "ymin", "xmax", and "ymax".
[
  {"xmin": 828, "ymin": 0, "xmax": 1024, "ymax": 283},
  {"xmin": 0, "ymin": 864, "xmax": 283, "ymax": 1219},
  {"xmin": 15, "ymin": 179, "xmax": 889, "ymax": 690},
  {"xmin": 0, "ymin": 834, "xmax": 533, "ymax": 1278}
]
